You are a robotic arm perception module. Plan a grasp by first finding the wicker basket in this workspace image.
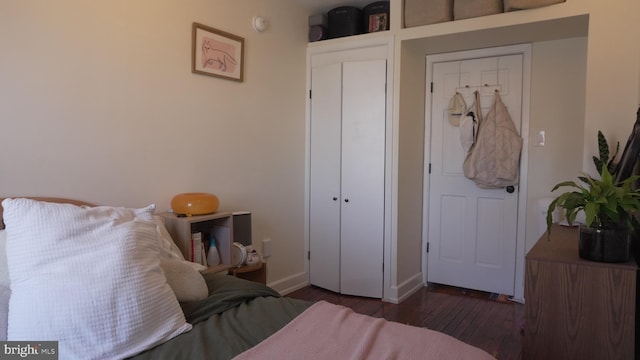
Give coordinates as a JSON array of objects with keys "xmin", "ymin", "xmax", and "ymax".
[
  {"xmin": 453, "ymin": 0, "xmax": 503, "ymax": 20},
  {"xmin": 404, "ymin": 0, "xmax": 453, "ymax": 28},
  {"xmin": 504, "ymin": 0, "xmax": 565, "ymax": 12}
]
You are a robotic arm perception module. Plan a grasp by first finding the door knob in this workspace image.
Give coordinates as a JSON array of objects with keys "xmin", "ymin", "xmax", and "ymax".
[
  {"xmin": 344, "ymin": 198, "xmax": 349, "ymax": 203},
  {"xmin": 333, "ymin": 197, "xmax": 338, "ymax": 201},
  {"xmin": 506, "ymin": 186, "xmax": 515, "ymax": 193}
]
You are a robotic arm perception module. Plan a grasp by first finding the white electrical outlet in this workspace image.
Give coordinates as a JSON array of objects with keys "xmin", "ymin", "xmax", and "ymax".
[{"xmin": 262, "ymin": 238, "xmax": 272, "ymax": 259}]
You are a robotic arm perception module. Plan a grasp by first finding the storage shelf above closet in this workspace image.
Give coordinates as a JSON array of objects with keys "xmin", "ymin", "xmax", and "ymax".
[
  {"xmin": 400, "ymin": 14, "xmax": 587, "ymax": 55},
  {"xmin": 397, "ymin": 1, "xmax": 587, "ymax": 41}
]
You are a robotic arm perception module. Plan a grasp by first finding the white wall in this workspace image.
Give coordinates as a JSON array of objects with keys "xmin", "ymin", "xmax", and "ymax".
[
  {"xmin": 582, "ymin": 0, "xmax": 640, "ymax": 174},
  {"xmin": 526, "ymin": 37, "xmax": 588, "ymax": 250},
  {"xmin": 0, "ymin": 0, "xmax": 309, "ymax": 289}
]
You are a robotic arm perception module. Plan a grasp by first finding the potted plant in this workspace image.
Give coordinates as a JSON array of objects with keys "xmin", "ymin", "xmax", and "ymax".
[{"xmin": 546, "ymin": 132, "xmax": 640, "ymax": 262}]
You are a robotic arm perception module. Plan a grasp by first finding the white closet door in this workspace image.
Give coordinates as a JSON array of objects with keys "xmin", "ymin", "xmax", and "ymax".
[
  {"xmin": 340, "ymin": 60, "xmax": 386, "ymax": 298},
  {"xmin": 309, "ymin": 62, "xmax": 342, "ymax": 292}
]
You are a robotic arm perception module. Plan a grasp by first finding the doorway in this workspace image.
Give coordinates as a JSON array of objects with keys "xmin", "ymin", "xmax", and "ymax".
[{"xmin": 423, "ymin": 44, "xmax": 531, "ymax": 300}]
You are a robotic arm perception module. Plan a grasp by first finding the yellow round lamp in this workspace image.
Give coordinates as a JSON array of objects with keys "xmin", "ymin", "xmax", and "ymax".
[{"xmin": 171, "ymin": 193, "xmax": 219, "ymax": 216}]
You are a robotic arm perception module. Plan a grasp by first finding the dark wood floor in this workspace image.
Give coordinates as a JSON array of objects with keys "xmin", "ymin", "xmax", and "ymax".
[{"xmin": 286, "ymin": 284, "xmax": 524, "ymax": 360}]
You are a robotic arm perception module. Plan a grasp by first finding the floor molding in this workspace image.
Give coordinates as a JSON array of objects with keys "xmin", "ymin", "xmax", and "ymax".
[
  {"xmin": 269, "ymin": 271, "xmax": 309, "ymax": 296},
  {"xmin": 387, "ymin": 272, "xmax": 424, "ymax": 304}
]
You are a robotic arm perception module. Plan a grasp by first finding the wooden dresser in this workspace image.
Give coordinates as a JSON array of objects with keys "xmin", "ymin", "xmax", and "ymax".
[{"xmin": 524, "ymin": 224, "xmax": 637, "ymax": 359}]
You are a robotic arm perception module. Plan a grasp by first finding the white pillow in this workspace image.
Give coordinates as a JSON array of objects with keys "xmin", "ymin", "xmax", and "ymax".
[
  {"xmin": 2, "ymin": 198, "xmax": 192, "ymax": 360},
  {"xmin": 160, "ymin": 259, "xmax": 208, "ymax": 302},
  {"xmin": 153, "ymin": 215, "xmax": 205, "ymax": 272},
  {"xmin": 0, "ymin": 231, "xmax": 9, "ymax": 341},
  {"xmin": 0, "ymin": 230, "xmax": 7, "ymax": 287},
  {"xmin": 0, "ymin": 285, "xmax": 9, "ymax": 341}
]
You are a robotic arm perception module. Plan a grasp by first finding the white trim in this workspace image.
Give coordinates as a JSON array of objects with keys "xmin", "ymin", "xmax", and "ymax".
[
  {"xmin": 270, "ymin": 271, "xmax": 309, "ymax": 296},
  {"xmin": 422, "ymin": 44, "xmax": 532, "ymax": 301},
  {"xmin": 386, "ymin": 272, "xmax": 424, "ymax": 304}
]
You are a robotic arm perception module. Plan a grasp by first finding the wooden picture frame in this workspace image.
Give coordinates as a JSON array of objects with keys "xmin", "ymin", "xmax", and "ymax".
[{"xmin": 192, "ymin": 22, "xmax": 244, "ymax": 82}]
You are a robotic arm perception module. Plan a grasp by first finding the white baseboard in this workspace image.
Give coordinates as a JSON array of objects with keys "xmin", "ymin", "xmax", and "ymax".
[
  {"xmin": 269, "ymin": 271, "xmax": 425, "ymax": 304},
  {"xmin": 385, "ymin": 272, "xmax": 424, "ymax": 304},
  {"xmin": 268, "ymin": 271, "xmax": 309, "ymax": 296}
]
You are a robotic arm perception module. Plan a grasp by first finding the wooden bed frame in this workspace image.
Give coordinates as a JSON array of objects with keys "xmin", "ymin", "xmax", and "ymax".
[{"xmin": 0, "ymin": 197, "xmax": 93, "ymax": 230}]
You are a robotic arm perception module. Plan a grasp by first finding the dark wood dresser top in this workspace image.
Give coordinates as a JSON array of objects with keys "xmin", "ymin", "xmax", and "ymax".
[{"xmin": 527, "ymin": 224, "xmax": 637, "ymax": 270}]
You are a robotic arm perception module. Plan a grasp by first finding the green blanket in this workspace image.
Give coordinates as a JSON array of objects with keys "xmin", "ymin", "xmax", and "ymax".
[{"xmin": 129, "ymin": 274, "xmax": 311, "ymax": 360}]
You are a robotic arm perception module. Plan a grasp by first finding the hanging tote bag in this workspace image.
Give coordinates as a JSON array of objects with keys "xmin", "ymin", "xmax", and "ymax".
[
  {"xmin": 459, "ymin": 91, "xmax": 481, "ymax": 154},
  {"xmin": 464, "ymin": 91, "xmax": 523, "ymax": 188}
]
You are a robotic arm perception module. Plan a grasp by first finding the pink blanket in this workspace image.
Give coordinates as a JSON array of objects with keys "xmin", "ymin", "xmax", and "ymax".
[{"xmin": 233, "ymin": 300, "xmax": 495, "ymax": 359}]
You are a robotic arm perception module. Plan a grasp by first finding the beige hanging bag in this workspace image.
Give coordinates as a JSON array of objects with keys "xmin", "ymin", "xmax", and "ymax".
[
  {"xmin": 463, "ymin": 91, "xmax": 522, "ymax": 188},
  {"xmin": 460, "ymin": 91, "xmax": 482, "ymax": 158}
]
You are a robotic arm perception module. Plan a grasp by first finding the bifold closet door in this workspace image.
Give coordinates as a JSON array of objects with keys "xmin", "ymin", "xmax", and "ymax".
[
  {"xmin": 309, "ymin": 62, "xmax": 342, "ymax": 293},
  {"xmin": 339, "ymin": 60, "xmax": 386, "ymax": 298},
  {"xmin": 309, "ymin": 58, "xmax": 386, "ymax": 298}
]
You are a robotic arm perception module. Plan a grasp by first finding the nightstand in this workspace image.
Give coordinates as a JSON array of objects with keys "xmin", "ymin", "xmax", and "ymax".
[
  {"xmin": 157, "ymin": 212, "xmax": 234, "ymax": 273},
  {"xmin": 228, "ymin": 262, "xmax": 267, "ymax": 284}
]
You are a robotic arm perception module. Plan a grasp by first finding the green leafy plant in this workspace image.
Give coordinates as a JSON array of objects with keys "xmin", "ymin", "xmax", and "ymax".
[
  {"xmin": 547, "ymin": 166, "xmax": 640, "ymax": 234},
  {"xmin": 546, "ymin": 164, "xmax": 640, "ymax": 237},
  {"xmin": 546, "ymin": 130, "xmax": 637, "ymax": 238},
  {"xmin": 592, "ymin": 130, "xmax": 619, "ymax": 176}
]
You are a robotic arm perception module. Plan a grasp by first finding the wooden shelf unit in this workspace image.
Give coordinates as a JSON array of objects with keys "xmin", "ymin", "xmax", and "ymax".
[
  {"xmin": 158, "ymin": 212, "xmax": 234, "ymax": 273},
  {"xmin": 228, "ymin": 262, "xmax": 267, "ymax": 285}
]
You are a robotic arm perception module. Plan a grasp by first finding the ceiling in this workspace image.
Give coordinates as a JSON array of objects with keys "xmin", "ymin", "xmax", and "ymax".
[{"xmin": 297, "ymin": 0, "xmax": 383, "ymax": 15}]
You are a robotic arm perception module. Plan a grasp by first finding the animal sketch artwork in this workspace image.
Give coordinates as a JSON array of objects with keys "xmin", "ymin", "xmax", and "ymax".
[{"xmin": 201, "ymin": 37, "xmax": 238, "ymax": 74}]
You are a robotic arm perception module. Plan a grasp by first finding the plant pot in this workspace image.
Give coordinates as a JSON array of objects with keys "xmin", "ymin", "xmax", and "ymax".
[{"xmin": 579, "ymin": 225, "xmax": 631, "ymax": 263}]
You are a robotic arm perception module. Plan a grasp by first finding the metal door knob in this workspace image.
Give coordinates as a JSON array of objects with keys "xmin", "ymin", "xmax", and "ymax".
[
  {"xmin": 333, "ymin": 197, "xmax": 338, "ymax": 201},
  {"xmin": 344, "ymin": 199, "xmax": 349, "ymax": 203},
  {"xmin": 506, "ymin": 186, "xmax": 515, "ymax": 193}
]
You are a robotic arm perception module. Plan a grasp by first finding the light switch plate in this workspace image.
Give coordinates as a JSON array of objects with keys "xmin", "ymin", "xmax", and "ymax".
[{"xmin": 536, "ymin": 130, "xmax": 545, "ymax": 147}]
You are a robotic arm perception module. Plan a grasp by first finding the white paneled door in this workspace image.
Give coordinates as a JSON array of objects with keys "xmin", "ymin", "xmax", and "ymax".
[
  {"xmin": 427, "ymin": 54, "xmax": 523, "ymax": 296},
  {"xmin": 308, "ymin": 62, "xmax": 342, "ymax": 293},
  {"xmin": 309, "ymin": 51, "xmax": 386, "ymax": 298},
  {"xmin": 339, "ymin": 60, "xmax": 386, "ymax": 298}
]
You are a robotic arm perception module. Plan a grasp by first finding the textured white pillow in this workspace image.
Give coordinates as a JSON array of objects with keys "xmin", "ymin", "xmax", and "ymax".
[
  {"xmin": 2, "ymin": 199, "xmax": 192, "ymax": 360},
  {"xmin": 153, "ymin": 215, "xmax": 185, "ymax": 260},
  {"xmin": 0, "ymin": 285, "xmax": 9, "ymax": 341},
  {"xmin": 153, "ymin": 215, "xmax": 205, "ymax": 272},
  {"xmin": 0, "ymin": 230, "xmax": 9, "ymax": 341},
  {"xmin": 160, "ymin": 258, "xmax": 208, "ymax": 302},
  {"xmin": 0, "ymin": 230, "xmax": 7, "ymax": 288}
]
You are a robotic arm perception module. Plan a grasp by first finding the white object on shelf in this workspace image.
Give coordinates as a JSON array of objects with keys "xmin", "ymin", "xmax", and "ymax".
[
  {"xmin": 207, "ymin": 235, "xmax": 221, "ymax": 266},
  {"xmin": 231, "ymin": 242, "xmax": 247, "ymax": 267},
  {"xmin": 191, "ymin": 232, "xmax": 203, "ymax": 264},
  {"xmin": 245, "ymin": 250, "xmax": 261, "ymax": 266}
]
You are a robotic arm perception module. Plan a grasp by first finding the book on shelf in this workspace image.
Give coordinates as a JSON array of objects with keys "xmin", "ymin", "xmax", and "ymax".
[{"xmin": 191, "ymin": 232, "xmax": 203, "ymax": 264}]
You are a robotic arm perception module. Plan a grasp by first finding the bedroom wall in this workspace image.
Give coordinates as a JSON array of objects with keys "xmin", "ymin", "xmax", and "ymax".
[
  {"xmin": 525, "ymin": 37, "xmax": 587, "ymax": 248},
  {"xmin": 582, "ymin": 0, "xmax": 640, "ymax": 174},
  {"xmin": 0, "ymin": 0, "xmax": 309, "ymax": 289}
]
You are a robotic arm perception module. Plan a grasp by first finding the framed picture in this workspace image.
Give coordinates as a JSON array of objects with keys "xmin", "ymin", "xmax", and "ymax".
[{"xmin": 192, "ymin": 22, "xmax": 244, "ymax": 82}]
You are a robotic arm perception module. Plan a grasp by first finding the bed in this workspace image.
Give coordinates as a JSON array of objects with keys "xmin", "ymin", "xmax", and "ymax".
[{"xmin": 0, "ymin": 197, "xmax": 495, "ymax": 360}]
